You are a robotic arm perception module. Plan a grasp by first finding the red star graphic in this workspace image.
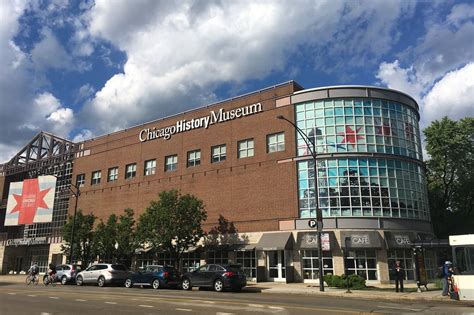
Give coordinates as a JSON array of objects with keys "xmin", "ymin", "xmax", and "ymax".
[
  {"xmin": 339, "ymin": 126, "xmax": 364, "ymax": 148},
  {"xmin": 11, "ymin": 178, "xmax": 51, "ymax": 225},
  {"xmin": 376, "ymin": 123, "xmax": 391, "ymax": 136}
]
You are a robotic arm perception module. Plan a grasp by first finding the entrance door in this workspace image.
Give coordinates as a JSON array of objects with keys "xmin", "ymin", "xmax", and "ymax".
[
  {"xmin": 14, "ymin": 257, "xmax": 23, "ymax": 273},
  {"xmin": 267, "ymin": 250, "xmax": 285, "ymax": 281}
]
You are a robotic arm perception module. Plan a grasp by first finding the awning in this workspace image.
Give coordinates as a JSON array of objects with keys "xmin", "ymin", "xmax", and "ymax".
[
  {"xmin": 256, "ymin": 232, "xmax": 294, "ymax": 251},
  {"xmin": 384, "ymin": 231, "xmax": 416, "ymax": 249},
  {"xmin": 296, "ymin": 231, "xmax": 335, "ymax": 251},
  {"xmin": 234, "ymin": 244, "xmax": 256, "ymax": 251},
  {"xmin": 340, "ymin": 231, "xmax": 383, "ymax": 249}
]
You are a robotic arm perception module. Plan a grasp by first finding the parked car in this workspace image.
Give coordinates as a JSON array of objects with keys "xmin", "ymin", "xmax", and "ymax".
[
  {"xmin": 76, "ymin": 263, "xmax": 130, "ymax": 287},
  {"xmin": 125, "ymin": 265, "xmax": 181, "ymax": 289},
  {"xmin": 181, "ymin": 264, "xmax": 246, "ymax": 292},
  {"xmin": 43, "ymin": 264, "xmax": 82, "ymax": 285}
]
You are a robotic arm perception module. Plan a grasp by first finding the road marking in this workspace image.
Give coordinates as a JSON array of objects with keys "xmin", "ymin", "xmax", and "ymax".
[
  {"xmin": 41, "ymin": 313, "xmax": 52, "ymax": 315},
  {"xmin": 268, "ymin": 306, "xmax": 284, "ymax": 310},
  {"xmin": 105, "ymin": 301, "xmax": 117, "ymax": 305},
  {"xmin": 216, "ymin": 313, "xmax": 235, "ymax": 315},
  {"xmin": 138, "ymin": 305, "xmax": 154, "ymax": 308},
  {"xmin": 75, "ymin": 299, "xmax": 87, "ymax": 302},
  {"xmin": 7, "ymin": 293, "xmax": 16, "ymax": 295},
  {"xmin": 248, "ymin": 304, "xmax": 265, "ymax": 308},
  {"xmin": 27, "ymin": 295, "xmax": 37, "ymax": 297},
  {"xmin": 202, "ymin": 301, "xmax": 216, "ymax": 304},
  {"xmin": 48, "ymin": 296, "xmax": 59, "ymax": 299},
  {"xmin": 176, "ymin": 309, "xmax": 192, "ymax": 312},
  {"xmin": 377, "ymin": 306, "xmax": 422, "ymax": 312}
]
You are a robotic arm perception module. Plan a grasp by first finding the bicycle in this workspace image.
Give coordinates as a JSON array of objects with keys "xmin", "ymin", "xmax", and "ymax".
[
  {"xmin": 26, "ymin": 273, "xmax": 39, "ymax": 285},
  {"xmin": 43, "ymin": 272, "xmax": 57, "ymax": 287}
]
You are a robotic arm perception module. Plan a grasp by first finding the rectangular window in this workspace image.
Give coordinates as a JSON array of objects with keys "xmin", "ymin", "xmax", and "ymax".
[
  {"xmin": 267, "ymin": 132, "xmax": 285, "ymax": 153},
  {"xmin": 236, "ymin": 250, "xmax": 257, "ymax": 279},
  {"xmin": 76, "ymin": 174, "xmax": 85, "ymax": 187},
  {"xmin": 345, "ymin": 250, "xmax": 378, "ymax": 280},
  {"xmin": 144, "ymin": 159, "xmax": 156, "ymax": 176},
  {"xmin": 211, "ymin": 144, "xmax": 226, "ymax": 163},
  {"xmin": 165, "ymin": 155, "xmax": 178, "ymax": 172},
  {"xmin": 125, "ymin": 163, "xmax": 137, "ymax": 179},
  {"xmin": 108, "ymin": 167, "xmax": 118, "ymax": 182},
  {"xmin": 91, "ymin": 170, "xmax": 101, "ymax": 185},
  {"xmin": 238, "ymin": 138, "xmax": 254, "ymax": 159},
  {"xmin": 187, "ymin": 150, "xmax": 201, "ymax": 168},
  {"xmin": 301, "ymin": 250, "xmax": 333, "ymax": 280}
]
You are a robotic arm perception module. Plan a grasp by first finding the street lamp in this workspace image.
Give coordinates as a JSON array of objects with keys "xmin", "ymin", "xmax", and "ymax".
[
  {"xmin": 277, "ymin": 115, "xmax": 325, "ymax": 292},
  {"xmin": 51, "ymin": 174, "xmax": 80, "ymax": 264}
]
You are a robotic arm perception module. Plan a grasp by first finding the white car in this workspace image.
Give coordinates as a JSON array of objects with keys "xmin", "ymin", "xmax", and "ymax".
[{"xmin": 76, "ymin": 263, "xmax": 130, "ymax": 287}]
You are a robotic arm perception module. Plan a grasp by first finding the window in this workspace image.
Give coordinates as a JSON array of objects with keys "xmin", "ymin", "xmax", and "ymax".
[
  {"xmin": 76, "ymin": 174, "xmax": 85, "ymax": 187},
  {"xmin": 267, "ymin": 132, "xmax": 285, "ymax": 153},
  {"xmin": 206, "ymin": 251, "xmax": 229, "ymax": 264},
  {"xmin": 144, "ymin": 159, "xmax": 156, "ymax": 176},
  {"xmin": 345, "ymin": 250, "xmax": 378, "ymax": 280},
  {"xmin": 238, "ymin": 138, "xmax": 254, "ymax": 158},
  {"xmin": 125, "ymin": 163, "xmax": 137, "ymax": 179},
  {"xmin": 211, "ymin": 144, "xmax": 226, "ymax": 163},
  {"xmin": 187, "ymin": 150, "xmax": 201, "ymax": 168},
  {"xmin": 236, "ymin": 250, "xmax": 256, "ymax": 279},
  {"xmin": 108, "ymin": 167, "xmax": 118, "ymax": 182},
  {"xmin": 165, "ymin": 155, "xmax": 178, "ymax": 172},
  {"xmin": 181, "ymin": 252, "xmax": 200, "ymax": 273},
  {"xmin": 301, "ymin": 250, "xmax": 333, "ymax": 280},
  {"xmin": 388, "ymin": 250, "xmax": 414, "ymax": 280},
  {"xmin": 91, "ymin": 171, "xmax": 101, "ymax": 185}
]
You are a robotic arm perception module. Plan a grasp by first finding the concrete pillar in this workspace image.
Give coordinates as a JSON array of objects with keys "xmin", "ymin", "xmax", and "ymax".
[
  {"xmin": 256, "ymin": 250, "xmax": 267, "ymax": 282},
  {"xmin": 292, "ymin": 249, "xmax": 303, "ymax": 282},
  {"xmin": 0, "ymin": 245, "xmax": 5, "ymax": 274},
  {"xmin": 378, "ymin": 249, "xmax": 389, "ymax": 284}
]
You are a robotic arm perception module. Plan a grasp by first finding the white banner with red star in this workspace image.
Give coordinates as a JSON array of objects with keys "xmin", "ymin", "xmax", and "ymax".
[{"xmin": 5, "ymin": 176, "xmax": 56, "ymax": 226}]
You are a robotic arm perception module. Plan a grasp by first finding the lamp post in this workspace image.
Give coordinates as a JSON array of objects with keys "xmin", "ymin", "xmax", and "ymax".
[
  {"xmin": 51, "ymin": 174, "xmax": 80, "ymax": 264},
  {"xmin": 277, "ymin": 115, "xmax": 325, "ymax": 292}
]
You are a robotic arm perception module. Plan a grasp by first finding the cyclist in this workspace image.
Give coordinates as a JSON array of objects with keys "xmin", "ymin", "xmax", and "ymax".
[
  {"xmin": 47, "ymin": 263, "xmax": 57, "ymax": 284},
  {"xmin": 26, "ymin": 262, "xmax": 39, "ymax": 284}
]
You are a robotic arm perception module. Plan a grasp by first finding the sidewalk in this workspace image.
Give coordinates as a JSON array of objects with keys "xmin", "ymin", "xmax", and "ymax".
[{"xmin": 0, "ymin": 275, "xmax": 463, "ymax": 304}]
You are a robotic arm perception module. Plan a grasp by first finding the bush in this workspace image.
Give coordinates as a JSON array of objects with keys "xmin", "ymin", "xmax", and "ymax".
[{"xmin": 324, "ymin": 274, "xmax": 366, "ymax": 289}]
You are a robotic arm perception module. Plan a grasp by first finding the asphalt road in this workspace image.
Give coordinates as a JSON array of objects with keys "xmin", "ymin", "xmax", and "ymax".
[{"xmin": 0, "ymin": 282, "xmax": 472, "ymax": 315}]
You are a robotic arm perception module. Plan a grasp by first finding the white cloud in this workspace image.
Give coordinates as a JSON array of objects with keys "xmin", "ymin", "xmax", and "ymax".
[
  {"xmin": 80, "ymin": 0, "xmax": 414, "ymax": 135},
  {"xmin": 423, "ymin": 63, "xmax": 474, "ymax": 125},
  {"xmin": 376, "ymin": 60, "xmax": 424, "ymax": 102},
  {"xmin": 31, "ymin": 28, "xmax": 74, "ymax": 71},
  {"xmin": 0, "ymin": 1, "xmax": 76, "ymax": 163}
]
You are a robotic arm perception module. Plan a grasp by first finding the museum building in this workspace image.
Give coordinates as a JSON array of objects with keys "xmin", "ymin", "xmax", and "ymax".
[{"xmin": 0, "ymin": 81, "xmax": 436, "ymax": 283}]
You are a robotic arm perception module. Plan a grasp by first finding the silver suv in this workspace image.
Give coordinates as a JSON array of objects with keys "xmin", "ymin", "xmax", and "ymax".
[
  {"xmin": 56, "ymin": 264, "xmax": 82, "ymax": 285},
  {"xmin": 76, "ymin": 264, "xmax": 130, "ymax": 287}
]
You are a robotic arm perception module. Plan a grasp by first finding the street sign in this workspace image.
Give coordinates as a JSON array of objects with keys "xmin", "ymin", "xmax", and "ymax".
[{"xmin": 308, "ymin": 219, "xmax": 317, "ymax": 228}]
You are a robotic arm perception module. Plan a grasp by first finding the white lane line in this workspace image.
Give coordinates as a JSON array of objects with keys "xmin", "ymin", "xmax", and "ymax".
[
  {"xmin": 27, "ymin": 295, "xmax": 37, "ymax": 297},
  {"xmin": 268, "ymin": 306, "xmax": 284, "ymax": 310},
  {"xmin": 216, "ymin": 313, "xmax": 235, "ymax": 315},
  {"xmin": 377, "ymin": 306, "xmax": 422, "ymax": 312},
  {"xmin": 75, "ymin": 299, "xmax": 86, "ymax": 302},
  {"xmin": 49, "ymin": 296, "xmax": 59, "ymax": 299},
  {"xmin": 105, "ymin": 301, "xmax": 117, "ymax": 305},
  {"xmin": 138, "ymin": 305, "xmax": 154, "ymax": 308},
  {"xmin": 176, "ymin": 309, "xmax": 192, "ymax": 312},
  {"xmin": 202, "ymin": 301, "xmax": 216, "ymax": 304},
  {"xmin": 7, "ymin": 293, "xmax": 16, "ymax": 295},
  {"xmin": 248, "ymin": 304, "xmax": 265, "ymax": 308},
  {"xmin": 41, "ymin": 313, "xmax": 52, "ymax": 315}
]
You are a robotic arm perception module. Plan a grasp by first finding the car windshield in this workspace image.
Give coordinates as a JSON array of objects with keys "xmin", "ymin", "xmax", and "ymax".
[
  {"xmin": 226, "ymin": 265, "xmax": 242, "ymax": 272},
  {"xmin": 111, "ymin": 264, "xmax": 127, "ymax": 271}
]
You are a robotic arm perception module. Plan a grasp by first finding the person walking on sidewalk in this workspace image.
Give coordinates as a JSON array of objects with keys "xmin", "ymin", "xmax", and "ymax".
[
  {"xmin": 441, "ymin": 261, "xmax": 454, "ymax": 296},
  {"xmin": 393, "ymin": 260, "xmax": 404, "ymax": 292}
]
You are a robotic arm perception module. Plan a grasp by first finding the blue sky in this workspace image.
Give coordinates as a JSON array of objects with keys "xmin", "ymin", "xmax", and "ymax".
[{"xmin": 1, "ymin": 0, "xmax": 473, "ymax": 163}]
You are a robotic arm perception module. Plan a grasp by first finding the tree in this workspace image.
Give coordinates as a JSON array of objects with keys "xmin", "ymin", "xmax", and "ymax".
[
  {"xmin": 137, "ymin": 190, "xmax": 207, "ymax": 268},
  {"xmin": 94, "ymin": 209, "xmax": 137, "ymax": 266},
  {"xmin": 424, "ymin": 116, "xmax": 474, "ymax": 238},
  {"xmin": 61, "ymin": 210, "xmax": 97, "ymax": 267},
  {"xmin": 94, "ymin": 214, "xmax": 117, "ymax": 263}
]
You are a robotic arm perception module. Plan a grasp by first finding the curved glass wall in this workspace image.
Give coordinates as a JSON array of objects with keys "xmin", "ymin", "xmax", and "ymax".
[
  {"xmin": 295, "ymin": 97, "xmax": 429, "ymax": 221},
  {"xmin": 295, "ymin": 99, "xmax": 422, "ymax": 160}
]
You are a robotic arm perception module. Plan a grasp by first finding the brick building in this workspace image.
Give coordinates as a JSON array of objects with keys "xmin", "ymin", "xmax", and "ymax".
[{"xmin": 0, "ymin": 81, "xmax": 436, "ymax": 284}]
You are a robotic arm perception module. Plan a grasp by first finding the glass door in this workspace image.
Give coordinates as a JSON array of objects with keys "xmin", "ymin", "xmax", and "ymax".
[{"xmin": 267, "ymin": 250, "xmax": 286, "ymax": 281}]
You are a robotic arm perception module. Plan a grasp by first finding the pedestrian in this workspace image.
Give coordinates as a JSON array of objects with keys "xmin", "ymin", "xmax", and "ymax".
[
  {"xmin": 441, "ymin": 261, "xmax": 453, "ymax": 296},
  {"xmin": 393, "ymin": 260, "xmax": 404, "ymax": 292}
]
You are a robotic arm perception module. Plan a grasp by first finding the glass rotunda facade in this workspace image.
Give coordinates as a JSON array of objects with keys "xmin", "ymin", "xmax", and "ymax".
[{"xmin": 294, "ymin": 87, "xmax": 430, "ymax": 222}]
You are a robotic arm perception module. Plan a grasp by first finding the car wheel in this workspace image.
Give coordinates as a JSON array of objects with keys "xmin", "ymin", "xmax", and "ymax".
[
  {"xmin": 125, "ymin": 279, "xmax": 133, "ymax": 288},
  {"xmin": 152, "ymin": 279, "xmax": 161, "ymax": 290},
  {"xmin": 61, "ymin": 276, "xmax": 68, "ymax": 285},
  {"xmin": 98, "ymin": 276, "xmax": 106, "ymax": 287},
  {"xmin": 214, "ymin": 279, "xmax": 224, "ymax": 292},
  {"xmin": 76, "ymin": 276, "xmax": 83, "ymax": 286},
  {"xmin": 43, "ymin": 275, "xmax": 49, "ymax": 285},
  {"xmin": 181, "ymin": 278, "xmax": 191, "ymax": 290}
]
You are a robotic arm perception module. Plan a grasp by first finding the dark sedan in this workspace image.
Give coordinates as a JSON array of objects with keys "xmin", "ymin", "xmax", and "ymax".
[
  {"xmin": 125, "ymin": 265, "xmax": 180, "ymax": 289},
  {"xmin": 181, "ymin": 264, "xmax": 246, "ymax": 292}
]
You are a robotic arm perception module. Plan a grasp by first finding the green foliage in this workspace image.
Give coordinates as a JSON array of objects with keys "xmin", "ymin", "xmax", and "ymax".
[
  {"xmin": 324, "ymin": 274, "xmax": 366, "ymax": 289},
  {"xmin": 424, "ymin": 117, "xmax": 474, "ymax": 237},
  {"xmin": 61, "ymin": 210, "xmax": 97, "ymax": 267},
  {"xmin": 94, "ymin": 209, "xmax": 137, "ymax": 266},
  {"xmin": 137, "ymin": 190, "xmax": 207, "ymax": 268}
]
